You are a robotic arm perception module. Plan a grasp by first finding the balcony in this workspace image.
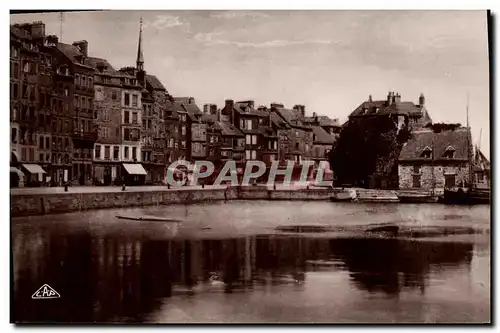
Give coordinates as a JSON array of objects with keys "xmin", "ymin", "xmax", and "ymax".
[{"xmin": 71, "ymin": 129, "xmax": 98, "ymax": 142}]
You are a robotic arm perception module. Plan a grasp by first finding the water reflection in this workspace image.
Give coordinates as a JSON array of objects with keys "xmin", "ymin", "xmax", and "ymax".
[{"xmin": 12, "ymin": 224, "xmax": 478, "ymax": 323}]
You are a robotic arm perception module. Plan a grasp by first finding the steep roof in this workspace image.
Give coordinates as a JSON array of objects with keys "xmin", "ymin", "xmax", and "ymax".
[
  {"xmin": 234, "ymin": 102, "xmax": 269, "ymax": 117},
  {"xmin": 312, "ymin": 126, "xmax": 335, "ymax": 145},
  {"xmin": 146, "ymin": 74, "xmax": 166, "ymax": 91},
  {"xmin": 218, "ymin": 121, "xmax": 244, "ymax": 136},
  {"xmin": 350, "ymin": 100, "xmax": 424, "ymax": 118},
  {"xmin": 399, "ymin": 128, "xmax": 471, "ymax": 162},
  {"xmin": 56, "ymin": 43, "xmax": 94, "ymax": 70},
  {"xmin": 274, "ymin": 107, "xmax": 311, "ymax": 130}
]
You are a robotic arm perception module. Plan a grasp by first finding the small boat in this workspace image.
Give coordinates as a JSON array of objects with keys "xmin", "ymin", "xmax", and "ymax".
[
  {"xmin": 330, "ymin": 190, "xmax": 355, "ymax": 202},
  {"xmin": 115, "ymin": 215, "xmax": 182, "ymax": 222},
  {"xmin": 441, "ymin": 187, "xmax": 490, "ymax": 205},
  {"xmin": 397, "ymin": 191, "xmax": 439, "ymax": 203}
]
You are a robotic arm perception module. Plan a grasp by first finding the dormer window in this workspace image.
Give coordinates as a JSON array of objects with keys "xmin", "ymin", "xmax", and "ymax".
[
  {"xmin": 444, "ymin": 146, "xmax": 455, "ymax": 159},
  {"xmin": 363, "ymin": 108, "xmax": 368, "ymax": 115},
  {"xmin": 375, "ymin": 107, "xmax": 380, "ymax": 113},
  {"xmin": 421, "ymin": 146, "xmax": 432, "ymax": 159}
]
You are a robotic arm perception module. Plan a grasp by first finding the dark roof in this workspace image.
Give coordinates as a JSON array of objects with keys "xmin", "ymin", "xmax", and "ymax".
[
  {"xmin": 201, "ymin": 113, "xmax": 217, "ymax": 123},
  {"xmin": 85, "ymin": 56, "xmax": 118, "ymax": 74},
  {"xmin": 275, "ymin": 107, "xmax": 311, "ymax": 130},
  {"xmin": 165, "ymin": 100, "xmax": 179, "ymax": 119},
  {"xmin": 173, "ymin": 97, "xmax": 202, "ymax": 121},
  {"xmin": 270, "ymin": 112, "xmax": 289, "ymax": 129},
  {"xmin": 303, "ymin": 115, "xmax": 341, "ymax": 127},
  {"xmin": 218, "ymin": 121, "xmax": 244, "ymax": 136},
  {"xmin": 10, "ymin": 25, "xmax": 31, "ymax": 40},
  {"xmin": 350, "ymin": 100, "xmax": 424, "ymax": 118},
  {"xmin": 399, "ymin": 128, "xmax": 471, "ymax": 162},
  {"xmin": 146, "ymin": 74, "xmax": 166, "ymax": 91},
  {"xmin": 312, "ymin": 126, "xmax": 335, "ymax": 145},
  {"xmin": 57, "ymin": 43, "xmax": 94, "ymax": 70},
  {"xmin": 234, "ymin": 102, "xmax": 269, "ymax": 117}
]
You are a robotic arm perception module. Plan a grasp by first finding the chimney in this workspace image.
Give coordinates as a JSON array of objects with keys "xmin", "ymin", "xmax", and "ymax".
[
  {"xmin": 216, "ymin": 109, "xmax": 221, "ymax": 122},
  {"xmin": 225, "ymin": 99, "xmax": 234, "ymax": 109},
  {"xmin": 30, "ymin": 21, "xmax": 45, "ymax": 39},
  {"xmin": 293, "ymin": 105, "xmax": 305, "ymax": 117},
  {"xmin": 72, "ymin": 40, "xmax": 88, "ymax": 57},
  {"xmin": 387, "ymin": 91, "xmax": 393, "ymax": 105},
  {"xmin": 395, "ymin": 92, "xmax": 401, "ymax": 103},
  {"xmin": 270, "ymin": 103, "xmax": 284, "ymax": 109},
  {"xmin": 419, "ymin": 93, "xmax": 425, "ymax": 106},
  {"xmin": 188, "ymin": 97, "xmax": 195, "ymax": 105},
  {"xmin": 210, "ymin": 104, "xmax": 217, "ymax": 115},
  {"xmin": 203, "ymin": 104, "xmax": 210, "ymax": 114},
  {"xmin": 368, "ymin": 95, "xmax": 372, "ymax": 102}
]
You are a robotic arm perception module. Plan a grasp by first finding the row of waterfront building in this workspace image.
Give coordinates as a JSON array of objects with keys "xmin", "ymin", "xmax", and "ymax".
[
  {"xmin": 10, "ymin": 20, "xmax": 490, "ymax": 190},
  {"xmin": 10, "ymin": 20, "xmax": 340, "ymax": 187}
]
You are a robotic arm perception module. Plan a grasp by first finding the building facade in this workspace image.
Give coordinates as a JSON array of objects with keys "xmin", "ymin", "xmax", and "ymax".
[{"xmin": 398, "ymin": 127, "xmax": 473, "ymax": 190}]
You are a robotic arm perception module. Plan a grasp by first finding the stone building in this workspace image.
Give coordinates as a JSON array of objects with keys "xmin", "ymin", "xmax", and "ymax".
[
  {"xmin": 56, "ymin": 40, "xmax": 97, "ymax": 185},
  {"xmin": 398, "ymin": 127, "xmax": 473, "ymax": 190},
  {"xmin": 10, "ymin": 22, "xmax": 54, "ymax": 186},
  {"xmin": 86, "ymin": 57, "xmax": 122, "ymax": 185},
  {"xmin": 164, "ymin": 97, "xmax": 181, "ymax": 164},
  {"xmin": 348, "ymin": 92, "xmax": 432, "ymax": 131},
  {"xmin": 174, "ymin": 97, "xmax": 206, "ymax": 162},
  {"xmin": 272, "ymin": 104, "xmax": 314, "ymax": 163}
]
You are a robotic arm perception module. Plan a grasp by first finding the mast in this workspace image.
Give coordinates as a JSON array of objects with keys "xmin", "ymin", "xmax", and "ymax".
[
  {"xmin": 466, "ymin": 93, "xmax": 472, "ymax": 188},
  {"xmin": 59, "ymin": 12, "xmax": 64, "ymax": 42}
]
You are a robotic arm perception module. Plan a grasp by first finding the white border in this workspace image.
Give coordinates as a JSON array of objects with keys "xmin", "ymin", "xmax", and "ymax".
[{"xmin": 3, "ymin": 1, "xmax": 498, "ymax": 332}]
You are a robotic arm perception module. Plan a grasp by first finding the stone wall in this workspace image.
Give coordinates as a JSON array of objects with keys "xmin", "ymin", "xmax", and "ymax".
[
  {"xmin": 11, "ymin": 186, "xmax": 335, "ymax": 217},
  {"xmin": 399, "ymin": 162, "xmax": 470, "ymax": 189}
]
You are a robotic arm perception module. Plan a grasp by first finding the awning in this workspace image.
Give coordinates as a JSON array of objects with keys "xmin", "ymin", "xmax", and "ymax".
[
  {"xmin": 122, "ymin": 163, "xmax": 147, "ymax": 175},
  {"xmin": 10, "ymin": 167, "xmax": 24, "ymax": 177},
  {"xmin": 22, "ymin": 164, "xmax": 46, "ymax": 174}
]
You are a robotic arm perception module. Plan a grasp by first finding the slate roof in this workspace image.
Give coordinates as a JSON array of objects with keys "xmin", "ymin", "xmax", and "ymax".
[
  {"xmin": 312, "ymin": 126, "xmax": 335, "ymax": 145},
  {"xmin": 274, "ymin": 107, "xmax": 312, "ymax": 130},
  {"xmin": 218, "ymin": 121, "xmax": 244, "ymax": 137},
  {"xmin": 10, "ymin": 25, "xmax": 31, "ymax": 40},
  {"xmin": 173, "ymin": 97, "xmax": 202, "ymax": 121},
  {"xmin": 146, "ymin": 74, "xmax": 166, "ymax": 91},
  {"xmin": 57, "ymin": 43, "xmax": 94, "ymax": 70},
  {"xmin": 234, "ymin": 102, "xmax": 269, "ymax": 117},
  {"xmin": 350, "ymin": 100, "xmax": 424, "ymax": 118},
  {"xmin": 399, "ymin": 128, "xmax": 471, "ymax": 162}
]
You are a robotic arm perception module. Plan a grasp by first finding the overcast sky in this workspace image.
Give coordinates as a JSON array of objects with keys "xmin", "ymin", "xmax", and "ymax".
[{"xmin": 11, "ymin": 10, "xmax": 490, "ymax": 157}]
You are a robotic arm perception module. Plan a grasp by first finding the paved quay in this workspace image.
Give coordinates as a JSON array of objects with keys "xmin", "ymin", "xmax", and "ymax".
[{"xmin": 10, "ymin": 184, "xmax": 332, "ymax": 196}]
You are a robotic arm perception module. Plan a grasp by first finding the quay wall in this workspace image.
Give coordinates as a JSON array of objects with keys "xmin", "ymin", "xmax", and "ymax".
[{"xmin": 11, "ymin": 187, "xmax": 339, "ymax": 217}]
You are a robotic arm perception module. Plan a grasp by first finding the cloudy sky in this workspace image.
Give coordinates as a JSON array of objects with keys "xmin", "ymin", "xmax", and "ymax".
[{"xmin": 11, "ymin": 10, "xmax": 490, "ymax": 157}]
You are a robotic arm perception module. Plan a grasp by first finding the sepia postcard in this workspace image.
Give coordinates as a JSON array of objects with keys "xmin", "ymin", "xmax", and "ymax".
[{"xmin": 9, "ymin": 9, "xmax": 491, "ymax": 324}]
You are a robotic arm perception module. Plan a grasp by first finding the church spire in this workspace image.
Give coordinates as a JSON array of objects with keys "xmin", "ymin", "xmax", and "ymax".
[{"xmin": 136, "ymin": 17, "xmax": 144, "ymax": 71}]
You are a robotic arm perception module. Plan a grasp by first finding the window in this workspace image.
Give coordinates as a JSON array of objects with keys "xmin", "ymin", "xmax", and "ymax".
[
  {"xmin": 142, "ymin": 119, "xmax": 146, "ymax": 129},
  {"xmin": 132, "ymin": 147, "xmax": 137, "ymax": 160},
  {"xmin": 132, "ymin": 112, "xmax": 138, "ymax": 124},
  {"xmin": 13, "ymin": 83, "xmax": 18, "ymax": 98},
  {"xmin": 246, "ymin": 119, "xmax": 253, "ymax": 130},
  {"xmin": 246, "ymin": 135, "xmax": 251, "ymax": 145},
  {"xmin": 132, "ymin": 94, "xmax": 138, "ymax": 107},
  {"xmin": 421, "ymin": 146, "xmax": 432, "ymax": 159},
  {"xmin": 45, "ymin": 137, "xmax": 50, "ymax": 150},
  {"xmin": 181, "ymin": 126, "xmax": 186, "ymax": 135},
  {"xmin": 444, "ymin": 146, "xmax": 455, "ymax": 159},
  {"xmin": 104, "ymin": 146, "xmax": 110, "ymax": 159},
  {"xmin": 112, "ymin": 91, "xmax": 117, "ymax": 100},
  {"xmin": 124, "ymin": 128, "xmax": 130, "ymax": 140},
  {"xmin": 82, "ymin": 76, "xmax": 86, "ymax": 88},
  {"xmin": 169, "ymin": 138, "xmax": 174, "ymax": 147},
  {"xmin": 240, "ymin": 119, "xmax": 245, "ymax": 129},
  {"xmin": 251, "ymin": 135, "xmax": 257, "ymax": 145},
  {"xmin": 413, "ymin": 165, "xmax": 420, "ymax": 174},
  {"xmin": 124, "ymin": 146, "xmax": 129, "ymax": 159},
  {"xmin": 88, "ymin": 78, "xmax": 93, "ymax": 87},
  {"xmin": 64, "ymin": 88, "xmax": 69, "ymax": 97},
  {"xmin": 273, "ymin": 141, "xmax": 277, "ymax": 150},
  {"xmin": 11, "ymin": 128, "xmax": 17, "ymax": 143},
  {"xmin": 181, "ymin": 140, "xmax": 186, "ymax": 148},
  {"xmin": 75, "ymin": 74, "xmax": 80, "ymax": 86},
  {"xmin": 245, "ymin": 150, "xmax": 251, "ymax": 160},
  {"xmin": 412, "ymin": 175, "xmax": 421, "ymax": 188},
  {"xmin": 251, "ymin": 150, "xmax": 257, "ymax": 160},
  {"xmin": 148, "ymin": 119, "xmax": 152, "ymax": 129},
  {"xmin": 95, "ymin": 145, "xmax": 101, "ymax": 159},
  {"xmin": 124, "ymin": 111, "xmax": 130, "ymax": 124},
  {"xmin": 39, "ymin": 135, "xmax": 44, "ymax": 149},
  {"xmin": 124, "ymin": 93, "xmax": 130, "ymax": 106},
  {"xmin": 113, "ymin": 146, "xmax": 119, "ymax": 160}
]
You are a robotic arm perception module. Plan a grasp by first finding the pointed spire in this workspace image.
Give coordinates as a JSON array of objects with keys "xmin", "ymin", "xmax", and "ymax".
[{"xmin": 136, "ymin": 17, "xmax": 144, "ymax": 71}]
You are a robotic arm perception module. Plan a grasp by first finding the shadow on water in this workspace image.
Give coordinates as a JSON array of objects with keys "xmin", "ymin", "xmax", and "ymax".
[{"xmin": 12, "ymin": 226, "xmax": 475, "ymax": 323}]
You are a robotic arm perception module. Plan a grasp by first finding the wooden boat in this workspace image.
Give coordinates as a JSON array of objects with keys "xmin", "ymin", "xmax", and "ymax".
[
  {"xmin": 442, "ymin": 187, "xmax": 490, "ymax": 205},
  {"xmin": 116, "ymin": 215, "xmax": 182, "ymax": 222},
  {"xmin": 397, "ymin": 191, "xmax": 439, "ymax": 203}
]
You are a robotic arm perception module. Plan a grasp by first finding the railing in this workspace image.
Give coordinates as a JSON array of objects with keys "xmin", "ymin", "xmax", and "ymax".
[{"xmin": 71, "ymin": 130, "xmax": 98, "ymax": 141}]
